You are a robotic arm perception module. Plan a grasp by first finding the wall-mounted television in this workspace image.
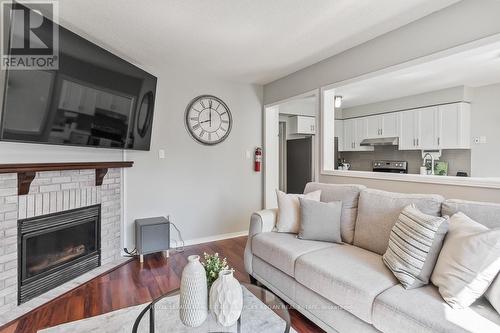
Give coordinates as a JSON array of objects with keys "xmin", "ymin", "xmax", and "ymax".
[{"xmin": 0, "ymin": 5, "xmax": 157, "ymax": 150}]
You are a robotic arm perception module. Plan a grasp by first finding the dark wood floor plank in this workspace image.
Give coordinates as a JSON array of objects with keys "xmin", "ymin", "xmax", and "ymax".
[{"xmin": 0, "ymin": 236, "xmax": 323, "ymax": 333}]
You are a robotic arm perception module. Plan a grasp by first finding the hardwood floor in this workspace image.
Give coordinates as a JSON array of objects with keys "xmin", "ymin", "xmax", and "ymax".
[{"xmin": 0, "ymin": 236, "xmax": 324, "ymax": 333}]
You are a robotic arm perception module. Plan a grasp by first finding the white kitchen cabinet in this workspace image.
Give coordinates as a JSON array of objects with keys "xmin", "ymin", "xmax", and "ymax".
[
  {"xmin": 400, "ymin": 106, "xmax": 439, "ymax": 150},
  {"xmin": 399, "ymin": 111, "xmax": 419, "ymax": 150},
  {"xmin": 399, "ymin": 103, "xmax": 471, "ymax": 151},
  {"xmin": 289, "ymin": 116, "xmax": 316, "ymax": 135},
  {"xmin": 438, "ymin": 103, "xmax": 471, "ymax": 149},
  {"xmin": 381, "ymin": 113, "xmax": 400, "ymax": 137},
  {"xmin": 334, "ymin": 119, "xmax": 344, "ymax": 152},
  {"xmin": 418, "ymin": 106, "xmax": 439, "ymax": 149},
  {"xmin": 342, "ymin": 118, "xmax": 373, "ymax": 151},
  {"xmin": 366, "ymin": 113, "xmax": 399, "ymax": 138}
]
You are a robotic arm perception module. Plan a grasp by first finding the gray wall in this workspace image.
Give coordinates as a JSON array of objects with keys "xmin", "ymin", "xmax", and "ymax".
[
  {"xmin": 470, "ymin": 82, "xmax": 500, "ymax": 177},
  {"xmin": 264, "ymin": 0, "xmax": 500, "ymax": 104},
  {"xmin": 124, "ymin": 67, "xmax": 263, "ymax": 247}
]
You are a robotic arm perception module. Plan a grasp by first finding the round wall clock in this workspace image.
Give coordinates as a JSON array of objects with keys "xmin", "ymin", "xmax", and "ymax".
[{"xmin": 185, "ymin": 95, "xmax": 232, "ymax": 145}]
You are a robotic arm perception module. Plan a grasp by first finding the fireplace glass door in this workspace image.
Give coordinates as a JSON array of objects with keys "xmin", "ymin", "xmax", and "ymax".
[
  {"xmin": 24, "ymin": 220, "xmax": 97, "ymax": 279},
  {"xmin": 18, "ymin": 204, "xmax": 101, "ymax": 304}
]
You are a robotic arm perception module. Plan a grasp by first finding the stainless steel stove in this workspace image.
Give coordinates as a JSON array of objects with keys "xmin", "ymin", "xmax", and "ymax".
[{"xmin": 373, "ymin": 160, "xmax": 408, "ymax": 174}]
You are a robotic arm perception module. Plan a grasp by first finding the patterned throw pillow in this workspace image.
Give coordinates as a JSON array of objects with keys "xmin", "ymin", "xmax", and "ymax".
[{"xmin": 383, "ymin": 204, "xmax": 449, "ymax": 289}]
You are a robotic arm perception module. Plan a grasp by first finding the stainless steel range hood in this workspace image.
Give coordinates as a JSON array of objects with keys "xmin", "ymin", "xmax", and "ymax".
[{"xmin": 360, "ymin": 137, "xmax": 399, "ymax": 146}]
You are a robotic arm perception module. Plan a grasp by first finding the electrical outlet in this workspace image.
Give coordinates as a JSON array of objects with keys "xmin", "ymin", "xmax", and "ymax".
[
  {"xmin": 473, "ymin": 137, "xmax": 480, "ymax": 144},
  {"xmin": 158, "ymin": 149, "xmax": 165, "ymax": 159}
]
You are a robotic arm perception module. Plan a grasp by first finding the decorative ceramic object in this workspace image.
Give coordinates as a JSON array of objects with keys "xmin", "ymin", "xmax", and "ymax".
[
  {"xmin": 179, "ymin": 255, "xmax": 208, "ymax": 327},
  {"xmin": 209, "ymin": 269, "xmax": 243, "ymax": 326}
]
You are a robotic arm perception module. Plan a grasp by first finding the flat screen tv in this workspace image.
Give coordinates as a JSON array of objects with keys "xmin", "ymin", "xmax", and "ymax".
[{"xmin": 0, "ymin": 6, "xmax": 157, "ymax": 150}]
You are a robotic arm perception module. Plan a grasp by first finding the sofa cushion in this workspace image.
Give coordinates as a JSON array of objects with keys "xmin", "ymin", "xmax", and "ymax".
[
  {"xmin": 251, "ymin": 232, "xmax": 334, "ymax": 277},
  {"xmin": 442, "ymin": 199, "xmax": 500, "ymax": 229},
  {"xmin": 295, "ymin": 244, "xmax": 398, "ymax": 323},
  {"xmin": 354, "ymin": 189, "xmax": 444, "ymax": 255},
  {"xmin": 373, "ymin": 284, "xmax": 500, "ymax": 333},
  {"xmin": 304, "ymin": 182, "xmax": 366, "ymax": 244}
]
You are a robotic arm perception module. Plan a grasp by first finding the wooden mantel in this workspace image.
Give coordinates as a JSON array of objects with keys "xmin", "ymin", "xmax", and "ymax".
[{"xmin": 0, "ymin": 161, "xmax": 133, "ymax": 195}]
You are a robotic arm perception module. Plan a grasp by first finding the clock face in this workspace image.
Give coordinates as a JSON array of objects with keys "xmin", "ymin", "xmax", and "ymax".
[{"xmin": 185, "ymin": 95, "xmax": 232, "ymax": 145}]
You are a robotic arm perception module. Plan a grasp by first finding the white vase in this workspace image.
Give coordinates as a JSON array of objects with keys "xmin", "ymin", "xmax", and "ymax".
[
  {"xmin": 179, "ymin": 255, "xmax": 208, "ymax": 327},
  {"xmin": 209, "ymin": 269, "xmax": 243, "ymax": 326}
]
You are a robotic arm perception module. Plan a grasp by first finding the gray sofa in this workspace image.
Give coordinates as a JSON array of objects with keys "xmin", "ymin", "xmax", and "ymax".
[{"xmin": 244, "ymin": 182, "xmax": 500, "ymax": 333}]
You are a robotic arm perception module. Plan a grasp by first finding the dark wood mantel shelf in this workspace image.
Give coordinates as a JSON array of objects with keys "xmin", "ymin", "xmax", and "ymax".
[{"xmin": 0, "ymin": 161, "xmax": 133, "ymax": 195}]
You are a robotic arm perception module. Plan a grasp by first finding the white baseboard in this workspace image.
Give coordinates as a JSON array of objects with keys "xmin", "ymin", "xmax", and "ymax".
[{"xmin": 173, "ymin": 230, "xmax": 248, "ymax": 248}]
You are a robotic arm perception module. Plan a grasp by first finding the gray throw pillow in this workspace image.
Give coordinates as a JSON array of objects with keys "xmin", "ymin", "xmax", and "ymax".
[
  {"xmin": 383, "ymin": 204, "xmax": 449, "ymax": 289},
  {"xmin": 298, "ymin": 198, "xmax": 342, "ymax": 243}
]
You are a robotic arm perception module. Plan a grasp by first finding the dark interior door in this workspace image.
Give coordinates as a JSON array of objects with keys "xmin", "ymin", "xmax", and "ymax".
[{"xmin": 286, "ymin": 137, "xmax": 312, "ymax": 194}]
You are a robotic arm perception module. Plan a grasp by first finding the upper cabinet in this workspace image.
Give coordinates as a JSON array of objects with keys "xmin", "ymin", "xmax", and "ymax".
[
  {"xmin": 289, "ymin": 116, "xmax": 316, "ymax": 135},
  {"xmin": 366, "ymin": 113, "xmax": 400, "ymax": 138},
  {"xmin": 438, "ymin": 103, "xmax": 471, "ymax": 149},
  {"xmin": 341, "ymin": 102, "xmax": 471, "ymax": 152},
  {"xmin": 399, "ymin": 103, "xmax": 471, "ymax": 150},
  {"xmin": 342, "ymin": 118, "xmax": 373, "ymax": 152},
  {"xmin": 334, "ymin": 119, "xmax": 344, "ymax": 151}
]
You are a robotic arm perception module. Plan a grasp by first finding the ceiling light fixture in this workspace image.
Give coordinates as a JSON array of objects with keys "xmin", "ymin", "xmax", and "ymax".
[{"xmin": 334, "ymin": 96, "xmax": 343, "ymax": 108}]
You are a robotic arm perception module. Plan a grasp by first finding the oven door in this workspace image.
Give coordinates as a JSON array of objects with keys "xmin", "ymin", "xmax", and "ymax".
[{"xmin": 373, "ymin": 168, "xmax": 407, "ymax": 174}]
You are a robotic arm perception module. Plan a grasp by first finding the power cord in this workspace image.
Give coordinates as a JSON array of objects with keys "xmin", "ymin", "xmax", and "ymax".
[{"xmin": 168, "ymin": 215, "xmax": 185, "ymax": 253}]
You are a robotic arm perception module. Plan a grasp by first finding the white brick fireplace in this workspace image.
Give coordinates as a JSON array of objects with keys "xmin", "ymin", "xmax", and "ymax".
[{"xmin": 0, "ymin": 167, "xmax": 125, "ymax": 322}]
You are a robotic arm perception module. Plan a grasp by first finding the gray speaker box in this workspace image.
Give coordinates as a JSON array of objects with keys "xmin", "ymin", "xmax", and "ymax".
[{"xmin": 135, "ymin": 216, "xmax": 170, "ymax": 262}]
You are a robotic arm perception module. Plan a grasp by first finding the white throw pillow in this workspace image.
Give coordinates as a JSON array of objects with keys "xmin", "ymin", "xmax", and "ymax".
[
  {"xmin": 275, "ymin": 190, "xmax": 321, "ymax": 233},
  {"xmin": 431, "ymin": 212, "xmax": 500, "ymax": 309}
]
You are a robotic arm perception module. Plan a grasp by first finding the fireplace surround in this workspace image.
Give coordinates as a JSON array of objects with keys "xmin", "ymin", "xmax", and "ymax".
[
  {"xmin": 18, "ymin": 205, "xmax": 101, "ymax": 304},
  {"xmin": 0, "ymin": 163, "xmax": 131, "ymax": 320}
]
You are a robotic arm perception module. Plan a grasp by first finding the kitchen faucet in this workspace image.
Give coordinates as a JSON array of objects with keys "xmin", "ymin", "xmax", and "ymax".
[{"xmin": 422, "ymin": 153, "xmax": 435, "ymax": 175}]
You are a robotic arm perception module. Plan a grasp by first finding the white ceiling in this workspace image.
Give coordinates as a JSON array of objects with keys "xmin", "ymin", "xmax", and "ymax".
[
  {"xmin": 335, "ymin": 39, "xmax": 500, "ymax": 108},
  {"xmin": 53, "ymin": 0, "xmax": 459, "ymax": 84}
]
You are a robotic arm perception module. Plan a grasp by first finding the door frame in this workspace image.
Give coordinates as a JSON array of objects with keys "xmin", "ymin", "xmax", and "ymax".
[{"xmin": 263, "ymin": 89, "xmax": 319, "ymax": 208}]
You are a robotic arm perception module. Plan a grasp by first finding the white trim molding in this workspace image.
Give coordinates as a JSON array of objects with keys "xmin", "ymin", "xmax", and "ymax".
[
  {"xmin": 324, "ymin": 170, "xmax": 500, "ymax": 189},
  {"xmin": 172, "ymin": 230, "xmax": 249, "ymax": 249}
]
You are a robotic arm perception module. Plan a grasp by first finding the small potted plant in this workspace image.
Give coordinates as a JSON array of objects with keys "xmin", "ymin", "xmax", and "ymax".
[{"xmin": 201, "ymin": 252, "xmax": 229, "ymax": 289}]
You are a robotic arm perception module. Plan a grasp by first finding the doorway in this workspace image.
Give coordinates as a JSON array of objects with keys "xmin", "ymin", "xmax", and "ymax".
[
  {"xmin": 286, "ymin": 137, "xmax": 312, "ymax": 193},
  {"xmin": 263, "ymin": 90, "xmax": 319, "ymax": 208}
]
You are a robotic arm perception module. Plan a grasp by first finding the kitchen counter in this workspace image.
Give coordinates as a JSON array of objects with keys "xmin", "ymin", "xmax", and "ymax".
[{"xmin": 324, "ymin": 169, "xmax": 500, "ymax": 189}]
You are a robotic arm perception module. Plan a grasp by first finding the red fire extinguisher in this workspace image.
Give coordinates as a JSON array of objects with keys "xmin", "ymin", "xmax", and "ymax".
[{"xmin": 254, "ymin": 147, "xmax": 262, "ymax": 172}]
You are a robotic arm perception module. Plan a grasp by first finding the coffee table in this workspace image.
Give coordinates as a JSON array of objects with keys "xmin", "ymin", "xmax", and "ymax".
[{"xmin": 132, "ymin": 282, "xmax": 291, "ymax": 333}]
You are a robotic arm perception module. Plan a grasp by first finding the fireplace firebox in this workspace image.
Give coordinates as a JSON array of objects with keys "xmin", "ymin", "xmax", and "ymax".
[{"xmin": 18, "ymin": 205, "xmax": 101, "ymax": 304}]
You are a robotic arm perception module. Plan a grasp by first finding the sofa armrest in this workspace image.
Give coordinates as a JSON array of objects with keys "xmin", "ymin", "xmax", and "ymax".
[{"xmin": 244, "ymin": 208, "xmax": 278, "ymax": 275}]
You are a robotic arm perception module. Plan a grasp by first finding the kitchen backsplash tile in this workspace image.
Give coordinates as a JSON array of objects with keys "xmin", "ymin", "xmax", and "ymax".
[{"xmin": 339, "ymin": 146, "xmax": 471, "ymax": 176}]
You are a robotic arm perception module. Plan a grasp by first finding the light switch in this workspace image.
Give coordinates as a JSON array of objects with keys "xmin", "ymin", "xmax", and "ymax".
[
  {"xmin": 245, "ymin": 150, "xmax": 251, "ymax": 159},
  {"xmin": 480, "ymin": 136, "xmax": 487, "ymax": 144},
  {"xmin": 158, "ymin": 149, "xmax": 165, "ymax": 159},
  {"xmin": 473, "ymin": 137, "xmax": 480, "ymax": 144}
]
